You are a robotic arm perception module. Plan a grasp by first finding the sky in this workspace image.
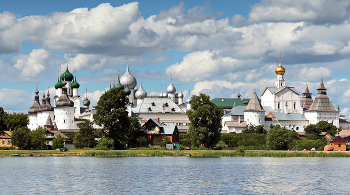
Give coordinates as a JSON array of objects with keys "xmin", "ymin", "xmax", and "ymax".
[{"xmin": 1, "ymin": 0, "xmax": 350, "ymax": 114}]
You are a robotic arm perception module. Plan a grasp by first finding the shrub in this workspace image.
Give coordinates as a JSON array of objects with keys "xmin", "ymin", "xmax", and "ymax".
[
  {"xmin": 95, "ymin": 138, "xmax": 114, "ymax": 150},
  {"xmin": 52, "ymin": 134, "xmax": 64, "ymax": 149},
  {"xmin": 296, "ymin": 139, "xmax": 327, "ymax": 151}
]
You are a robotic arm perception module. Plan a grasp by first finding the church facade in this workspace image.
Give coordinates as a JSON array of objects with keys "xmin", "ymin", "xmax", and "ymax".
[
  {"xmin": 28, "ymin": 55, "xmax": 190, "ymax": 133},
  {"xmin": 220, "ymin": 55, "xmax": 342, "ymax": 133}
]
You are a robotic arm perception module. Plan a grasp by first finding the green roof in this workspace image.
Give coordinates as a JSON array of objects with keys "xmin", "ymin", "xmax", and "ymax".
[
  {"xmin": 211, "ymin": 98, "xmax": 251, "ymax": 108},
  {"xmin": 60, "ymin": 68, "xmax": 74, "ymax": 81}
]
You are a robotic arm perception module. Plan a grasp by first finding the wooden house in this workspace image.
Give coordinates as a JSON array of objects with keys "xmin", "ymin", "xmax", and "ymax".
[
  {"xmin": 0, "ymin": 131, "xmax": 14, "ymax": 147},
  {"xmin": 330, "ymin": 135, "xmax": 347, "ymax": 151},
  {"xmin": 142, "ymin": 118, "xmax": 179, "ymax": 143}
]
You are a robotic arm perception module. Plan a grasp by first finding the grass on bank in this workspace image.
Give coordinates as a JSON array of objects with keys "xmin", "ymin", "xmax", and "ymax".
[{"xmin": 1, "ymin": 149, "xmax": 350, "ymax": 157}]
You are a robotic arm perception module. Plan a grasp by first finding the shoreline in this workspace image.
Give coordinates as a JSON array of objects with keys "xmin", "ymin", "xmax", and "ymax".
[{"xmin": 1, "ymin": 150, "xmax": 350, "ymax": 157}]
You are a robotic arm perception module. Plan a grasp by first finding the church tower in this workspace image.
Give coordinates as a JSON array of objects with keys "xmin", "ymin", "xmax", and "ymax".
[
  {"xmin": 244, "ymin": 90, "xmax": 265, "ymax": 126},
  {"xmin": 304, "ymin": 79, "xmax": 339, "ymax": 127},
  {"xmin": 275, "ymin": 52, "xmax": 286, "ymax": 88}
]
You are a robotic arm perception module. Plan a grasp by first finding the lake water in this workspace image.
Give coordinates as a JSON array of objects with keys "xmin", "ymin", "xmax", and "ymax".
[{"xmin": 0, "ymin": 156, "xmax": 349, "ymax": 194}]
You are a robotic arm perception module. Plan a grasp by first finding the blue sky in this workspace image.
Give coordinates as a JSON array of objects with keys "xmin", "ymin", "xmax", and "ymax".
[{"xmin": 1, "ymin": 0, "xmax": 350, "ymax": 114}]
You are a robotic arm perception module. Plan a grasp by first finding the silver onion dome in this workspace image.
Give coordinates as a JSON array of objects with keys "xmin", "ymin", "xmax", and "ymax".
[
  {"xmin": 178, "ymin": 91, "xmax": 184, "ymax": 98},
  {"xmin": 167, "ymin": 75, "xmax": 176, "ymax": 94},
  {"xmin": 83, "ymin": 98, "xmax": 91, "ymax": 107},
  {"xmin": 135, "ymin": 81, "xmax": 147, "ymax": 99},
  {"xmin": 120, "ymin": 55, "xmax": 137, "ymax": 89},
  {"xmin": 167, "ymin": 83, "xmax": 176, "ymax": 94}
]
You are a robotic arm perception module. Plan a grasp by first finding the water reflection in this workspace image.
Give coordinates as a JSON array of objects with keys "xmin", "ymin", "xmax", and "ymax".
[{"xmin": 0, "ymin": 157, "xmax": 349, "ymax": 194}]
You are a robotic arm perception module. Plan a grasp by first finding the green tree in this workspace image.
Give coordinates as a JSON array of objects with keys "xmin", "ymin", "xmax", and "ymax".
[
  {"xmin": 7, "ymin": 113, "xmax": 29, "ymax": 130},
  {"xmin": 187, "ymin": 93, "xmax": 224, "ymax": 148},
  {"xmin": 179, "ymin": 134, "xmax": 191, "ymax": 147},
  {"xmin": 304, "ymin": 121, "xmax": 338, "ymax": 139},
  {"xmin": 121, "ymin": 117, "xmax": 143, "ymax": 146},
  {"xmin": 304, "ymin": 124, "xmax": 321, "ymax": 140},
  {"xmin": 74, "ymin": 120, "xmax": 96, "ymax": 149},
  {"xmin": 316, "ymin": 121, "xmax": 338, "ymax": 135},
  {"xmin": 31, "ymin": 127, "xmax": 46, "ymax": 149},
  {"xmin": 242, "ymin": 125, "xmax": 267, "ymax": 134},
  {"xmin": 136, "ymin": 136, "xmax": 148, "ymax": 147},
  {"xmin": 93, "ymin": 87, "xmax": 130, "ymax": 148},
  {"xmin": 221, "ymin": 133, "xmax": 240, "ymax": 148},
  {"xmin": 95, "ymin": 137, "xmax": 115, "ymax": 150},
  {"xmin": 52, "ymin": 134, "xmax": 64, "ymax": 149},
  {"xmin": 266, "ymin": 125, "xmax": 299, "ymax": 150},
  {"xmin": 11, "ymin": 126, "xmax": 31, "ymax": 149},
  {"xmin": 0, "ymin": 107, "xmax": 8, "ymax": 131}
]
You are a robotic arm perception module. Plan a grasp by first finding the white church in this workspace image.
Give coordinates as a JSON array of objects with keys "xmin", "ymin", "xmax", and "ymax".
[
  {"xmin": 221, "ymin": 56, "xmax": 343, "ymax": 133},
  {"xmin": 28, "ymin": 55, "xmax": 191, "ymax": 133}
]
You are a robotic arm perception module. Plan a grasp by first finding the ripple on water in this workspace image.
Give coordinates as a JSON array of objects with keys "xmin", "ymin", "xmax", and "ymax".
[{"xmin": 1, "ymin": 156, "xmax": 350, "ymax": 194}]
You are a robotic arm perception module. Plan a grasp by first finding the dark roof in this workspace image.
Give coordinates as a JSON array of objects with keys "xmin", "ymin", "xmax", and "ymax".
[
  {"xmin": 211, "ymin": 98, "xmax": 250, "ymax": 108},
  {"xmin": 330, "ymin": 136, "xmax": 346, "ymax": 142},
  {"xmin": 307, "ymin": 80, "xmax": 337, "ymax": 112}
]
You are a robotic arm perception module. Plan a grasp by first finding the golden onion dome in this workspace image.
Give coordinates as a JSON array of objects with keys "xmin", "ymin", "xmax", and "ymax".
[{"xmin": 275, "ymin": 64, "xmax": 285, "ymax": 75}]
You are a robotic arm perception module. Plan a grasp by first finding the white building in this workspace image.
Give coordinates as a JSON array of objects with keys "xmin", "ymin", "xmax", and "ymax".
[
  {"xmin": 221, "ymin": 55, "xmax": 340, "ymax": 133},
  {"xmin": 28, "ymin": 61, "xmax": 91, "ymax": 131}
]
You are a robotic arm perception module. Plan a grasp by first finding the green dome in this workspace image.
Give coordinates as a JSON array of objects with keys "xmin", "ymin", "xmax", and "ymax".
[
  {"xmin": 71, "ymin": 77, "xmax": 80, "ymax": 88},
  {"xmin": 124, "ymin": 86, "xmax": 131, "ymax": 95},
  {"xmin": 115, "ymin": 79, "xmax": 124, "ymax": 90},
  {"xmin": 55, "ymin": 79, "xmax": 64, "ymax": 89},
  {"xmin": 60, "ymin": 68, "xmax": 74, "ymax": 81}
]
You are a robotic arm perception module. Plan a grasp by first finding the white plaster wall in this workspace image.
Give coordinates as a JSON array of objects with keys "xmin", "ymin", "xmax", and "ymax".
[
  {"xmin": 54, "ymin": 107, "xmax": 75, "ymax": 130},
  {"xmin": 340, "ymin": 122, "xmax": 350, "ymax": 130},
  {"xmin": 28, "ymin": 114, "xmax": 38, "ymax": 130},
  {"xmin": 305, "ymin": 111, "xmax": 339, "ymax": 128},
  {"xmin": 264, "ymin": 120, "xmax": 308, "ymax": 132},
  {"xmin": 73, "ymin": 96, "xmax": 81, "ymax": 117},
  {"xmin": 244, "ymin": 111, "xmax": 264, "ymax": 126},
  {"xmin": 261, "ymin": 90, "xmax": 274, "ymax": 109}
]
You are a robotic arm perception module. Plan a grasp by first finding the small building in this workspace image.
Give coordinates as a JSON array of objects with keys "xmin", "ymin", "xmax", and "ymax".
[
  {"xmin": 0, "ymin": 131, "xmax": 13, "ymax": 147},
  {"xmin": 142, "ymin": 118, "xmax": 179, "ymax": 143},
  {"xmin": 330, "ymin": 135, "xmax": 347, "ymax": 151}
]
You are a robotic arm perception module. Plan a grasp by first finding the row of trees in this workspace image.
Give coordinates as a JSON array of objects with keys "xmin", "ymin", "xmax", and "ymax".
[{"xmin": 11, "ymin": 126, "xmax": 64, "ymax": 149}]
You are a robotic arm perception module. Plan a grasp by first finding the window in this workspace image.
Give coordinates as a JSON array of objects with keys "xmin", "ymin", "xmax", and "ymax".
[
  {"xmin": 296, "ymin": 127, "xmax": 299, "ymax": 130},
  {"xmin": 294, "ymin": 102, "xmax": 296, "ymax": 109},
  {"xmin": 278, "ymin": 103, "xmax": 280, "ymax": 109},
  {"xmin": 1, "ymin": 139, "xmax": 4, "ymax": 146},
  {"xmin": 338, "ymin": 144, "xmax": 341, "ymax": 147},
  {"xmin": 7, "ymin": 139, "xmax": 10, "ymax": 146}
]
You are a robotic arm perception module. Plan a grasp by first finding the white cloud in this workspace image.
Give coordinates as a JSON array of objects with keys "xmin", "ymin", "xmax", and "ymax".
[
  {"xmin": 0, "ymin": 88, "xmax": 32, "ymax": 111},
  {"xmin": 247, "ymin": 0, "xmax": 350, "ymax": 24},
  {"xmin": 13, "ymin": 49, "xmax": 50, "ymax": 80},
  {"xmin": 298, "ymin": 67, "xmax": 332, "ymax": 81}
]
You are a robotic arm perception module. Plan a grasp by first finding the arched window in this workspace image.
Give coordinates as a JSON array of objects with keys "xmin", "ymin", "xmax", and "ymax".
[
  {"xmin": 278, "ymin": 103, "xmax": 280, "ymax": 109},
  {"xmin": 294, "ymin": 102, "xmax": 296, "ymax": 109}
]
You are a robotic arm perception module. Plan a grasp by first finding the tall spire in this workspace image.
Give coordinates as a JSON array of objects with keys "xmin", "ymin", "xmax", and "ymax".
[
  {"xmin": 127, "ymin": 53, "xmax": 129, "ymax": 70},
  {"xmin": 66, "ymin": 53, "xmax": 69, "ymax": 70},
  {"xmin": 280, "ymin": 51, "xmax": 281, "ymax": 65}
]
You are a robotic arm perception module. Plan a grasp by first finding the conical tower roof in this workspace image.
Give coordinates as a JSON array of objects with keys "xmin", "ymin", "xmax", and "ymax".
[
  {"xmin": 244, "ymin": 90, "xmax": 265, "ymax": 112},
  {"xmin": 28, "ymin": 86, "xmax": 41, "ymax": 114},
  {"xmin": 301, "ymin": 84, "xmax": 313, "ymax": 110},
  {"xmin": 308, "ymin": 79, "xmax": 337, "ymax": 112},
  {"xmin": 45, "ymin": 115, "xmax": 53, "ymax": 126}
]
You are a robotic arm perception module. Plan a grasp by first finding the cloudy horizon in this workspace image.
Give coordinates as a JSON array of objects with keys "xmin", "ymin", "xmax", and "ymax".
[{"xmin": 1, "ymin": 0, "xmax": 350, "ymax": 114}]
